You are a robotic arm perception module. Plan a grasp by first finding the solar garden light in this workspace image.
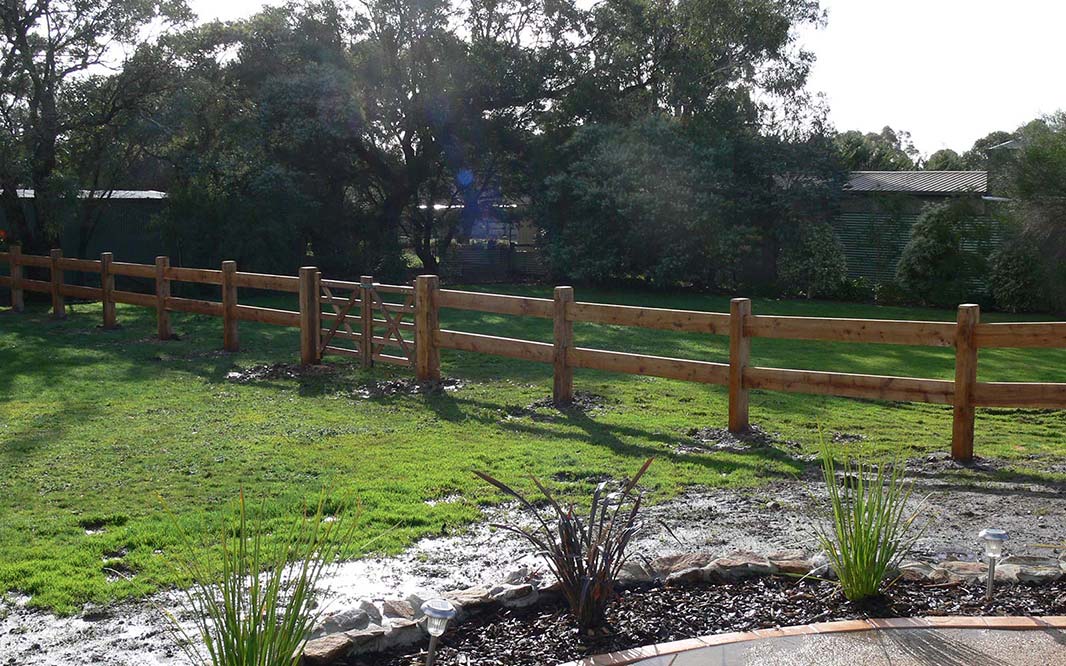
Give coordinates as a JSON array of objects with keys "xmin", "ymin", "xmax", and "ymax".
[
  {"xmin": 421, "ymin": 598, "xmax": 457, "ymax": 666},
  {"xmin": 979, "ymin": 528, "xmax": 1009, "ymax": 601}
]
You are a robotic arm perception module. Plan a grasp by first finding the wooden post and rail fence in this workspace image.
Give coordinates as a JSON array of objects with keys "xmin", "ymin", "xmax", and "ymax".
[{"xmin": 3, "ymin": 245, "xmax": 1066, "ymax": 462}]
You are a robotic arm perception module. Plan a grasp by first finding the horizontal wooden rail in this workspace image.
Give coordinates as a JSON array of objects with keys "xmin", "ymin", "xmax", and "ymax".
[
  {"xmin": 56, "ymin": 257, "xmax": 101, "ymax": 272},
  {"xmin": 373, "ymin": 352, "xmax": 413, "ymax": 366},
  {"xmin": 321, "ymin": 278, "xmax": 361, "ymax": 290},
  {"xmin": 59, "ymin": 284, "xmax": 103, "ymax": 300},
  {"xmin": 571, "ymin": 347, "xmax": 729, "ymax": 385},
  {"xmin": 437, "ymin": 329, "xmax": 554, "ymax": 363},
  {"xmin": 166, "ymin": 296, "xmax": 224, "ymax": 317},
  {"xmin": 745, "ymin": 315, "xmax": 956, "ymax": 347},
  {"xmin": 166, "ymin": 266, "xmax": 224, "ymax": 284},
  {"xmin": 235, "ymin": 304, "xmax": 300, "ymax": 327},
  {"xmin": 20, "ymin": 278, "xmax": 51, "ymax": 293},
  {"xmin": 438, "ymin": 289, "xmax": 554, "ymax": 318},
  {"xmin": 743, "ymin": 367, "xmax": 956, "ymax": 404},
  {"xmin": 18, "ymin": 254, "xmax": 52, "ymax": 268},
  {"xmin": 113, "ymin": 289, "xmax": 155, "ymax": 307},
  {"xmin": 110, "ymin": 261, "xmax": 155, "ymax": 278},
  {"xmin": 974, "ymin": 382, "xmax": 1066, "ymax": 409},
  {"xmin": 233, "ymin": 272, "xmax": 300, "ymax": 292},
  {"xmin": 374, "ymin": 283, "xmax": 414, "ymax": 295},
  {"xmin": 568, "ymin": 302, "xmax": 730, "ymax": 334},
  {"xmin": 323, "ymin": 345, "xmax": 360, "ymax": 358},
  {"xmin": 976, "ymin": 322, "xmax": 1066, "ymax": 348}
]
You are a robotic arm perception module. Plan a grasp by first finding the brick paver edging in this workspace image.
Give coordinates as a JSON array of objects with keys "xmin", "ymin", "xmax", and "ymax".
[{"xmin": 558, "ymin": 616, "xmax": 1066, "ymax": 666}]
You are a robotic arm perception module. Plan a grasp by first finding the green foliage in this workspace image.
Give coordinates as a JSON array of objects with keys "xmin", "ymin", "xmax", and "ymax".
[
  {"xmin": 475, "ymin": 459, "xmax": 653, "ymax": 633},
  {"xmin": 989, "ymin": 234, "xmax": 1047, "ymax": 313},
  {"xmin": 777, "ymin": 222, "xmax": 848, "ymax": 299},
  {"xmin": 923, "ymin": 149, "xmax": 965, "ymax": 171},
  {"xmin": 835, "ymin": 127, "xmax": 917, "ymax": 171},
  {"xmin": 538, "ymin": 119, "xmax": 718, "ymax": 287},
  {"xmin": 814, "ymin": 442, "xmax": 926, "ymax": 602},
  {"xmin": 538, "ymin": 117, "xmax": 844, "ymax": 289},
  {"xmin": 895, "ymin": 201, "xmax": 987, "ymax": 307},
  {"xmin": 163, "ymin": 491, "xmax": 355, "ymax": 666}
]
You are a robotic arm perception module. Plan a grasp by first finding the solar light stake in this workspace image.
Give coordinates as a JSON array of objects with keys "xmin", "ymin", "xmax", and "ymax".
[
  {"xmin": 979, "ymin": 528, "xmax": 1009, "ymax": 601},
  {"xmin": 421, "ymin": 598, "xmax": 457, "ymax": 666}
]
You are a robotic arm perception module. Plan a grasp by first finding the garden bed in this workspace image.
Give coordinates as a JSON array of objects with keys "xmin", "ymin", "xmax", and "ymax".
[{"xmin": 353, "ymin": 576, "xmax": 1066, "ymax": 666}]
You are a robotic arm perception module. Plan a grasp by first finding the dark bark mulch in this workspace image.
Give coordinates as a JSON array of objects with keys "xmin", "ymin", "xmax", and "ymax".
[{"xmin": 352, "ymin": 577, "xmax": 1066, "ymax": 666}]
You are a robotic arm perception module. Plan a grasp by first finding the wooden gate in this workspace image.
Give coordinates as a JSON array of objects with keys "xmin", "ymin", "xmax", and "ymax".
[{"xmin": 318, "ymin": 276, "xmax": 416, "ymax": 368}]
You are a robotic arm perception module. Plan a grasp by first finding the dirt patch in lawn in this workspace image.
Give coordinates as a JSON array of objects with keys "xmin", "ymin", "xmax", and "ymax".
[
  {"xmin": 224, "ymin": 362, "xmax": 336, "ymax": 383},
  {"xmin": 679, "ymin": 423, "xmax": 802, "ymax": 455}
]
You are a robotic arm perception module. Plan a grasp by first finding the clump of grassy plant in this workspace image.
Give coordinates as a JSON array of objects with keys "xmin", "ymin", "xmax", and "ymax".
[
  {"xmin": 814, "ymin": 442, "xmax": 927, "ymax": 602},
  {"xmin": 162, "ymin": 491, "xmax": 355, "ymax": 666},
  {"xmin": 475, "ymin": 458, "xmax": 653, "ymax": 634}
]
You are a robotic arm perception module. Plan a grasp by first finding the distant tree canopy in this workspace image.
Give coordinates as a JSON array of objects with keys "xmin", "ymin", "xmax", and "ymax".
[
  {"xmin": 835, "ymin": 126, "xmax": 918, "ymax": 171},
  {"xmin": 0, "ymin": 0, "xmax": 191, "ymax": 253},
  {"xmin": 924, "ymin": 148, "xmax": 966, "ymax": 171}
]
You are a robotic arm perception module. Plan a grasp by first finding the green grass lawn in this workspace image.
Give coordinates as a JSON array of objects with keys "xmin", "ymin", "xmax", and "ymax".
[{"xmin": 2, "ymin": 285, "xmax": 1066, "ymax": 613}]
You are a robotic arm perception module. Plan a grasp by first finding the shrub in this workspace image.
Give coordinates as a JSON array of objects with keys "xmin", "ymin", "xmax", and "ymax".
[
  {"xmin": 162, "ymin": 491, "xmax": 355, "ymax": 666},
  {"xmin": 895, "ymin": 201, "xmax": 985, "ymax": 307},
  {"xmin": 814, "ymin": 443, "xmax": 926, "ymax": 602},
  {"xmin": 475, "ymin": 458, "xmax": 653, "ymax": 634},
  {"xmin": 872, "ymin": 280, "xmax": 908, "ymax": 306},
  {"xmin": 989, "ymin": 234, "xmax": 1048, "ymax": 312},
  {"xmin": 777, "ymin": 221, "xmax": 848, "ymax": 299}
]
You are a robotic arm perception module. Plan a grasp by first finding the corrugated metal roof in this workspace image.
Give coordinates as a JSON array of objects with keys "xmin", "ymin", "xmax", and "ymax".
[
  {"xmin": 845, "ymin": 171, "xmax": 987, "ymax": 195},
  {"xmin": 16, "ymin": 189, "xmax": 167, "ymax": 200}
]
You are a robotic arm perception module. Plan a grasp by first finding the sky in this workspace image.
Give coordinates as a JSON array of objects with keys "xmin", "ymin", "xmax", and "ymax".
[{"xmin": 188, "ymin": 0, "xmax": 1065, "ymax": 157}]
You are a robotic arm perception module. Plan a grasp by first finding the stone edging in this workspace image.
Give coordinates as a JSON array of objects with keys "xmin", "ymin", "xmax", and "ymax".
[
  {"xmin": 556, "ymin": 615, "xmax": 1066, "ymax": 666},
  {"xmin": 301, "ymin": 549, "xmax": 1066, "ymax": 664}
]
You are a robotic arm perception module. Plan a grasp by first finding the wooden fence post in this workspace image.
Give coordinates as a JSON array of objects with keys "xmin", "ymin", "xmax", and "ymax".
[
  {"xmin": 100, "ymin": 252, "xmax": 116, "ymax": 328},
  {"xmin": 414, "ymin": 275, "xmax": 441, "ymax": 382},
  {"xmin": 222, "ymin": 260, "xmax": 239, "ymax": 352},
  {"xmin": 952, "ymin": 304, "xmax": 980, "ymax": 461},
  {"xmin": 49, "ymin": 248, "xmax": 66, "ymax": 319},
  {"xmin": 728, "ymin": 297, "xmax": 752, "ymax": 432},
  {"xmin": 299, "ymin": 266, "xmax": 321, "ymax": 365},
  {"xmin": 9, "ymin": 244, "xmax": 23, "ymax": 312},
  {"xmin": 360, "ymin": 275, "xmax": 374, "ymax": 368},
  {"xmin": 155, "ymin": 256, "xmax": 172, "ymax": 340},
  {"xmin": 553, "ymin": 286, "xmax": 575, "ymax": 404}
]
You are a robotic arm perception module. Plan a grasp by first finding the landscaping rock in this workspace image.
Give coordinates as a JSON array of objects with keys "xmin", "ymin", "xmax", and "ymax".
[
  {"xmin": 302, "ymin": 633, "xmax": 353, "ymax": 665},
  {"xmin": 404, "ymin": 593, "xmax": 427, "ymax": 618},
  {"xmin": 490, "ymin": 583, "xmax": 539, "ymax": 608},
  {"xmin": 311, "ymin": 608, "xmax": 369, "ymax": 637},
  {"xmin": 379, "ymin": 618, "xmax": 424, "ymax": 651},
  {"xmin": 772, "ymin": 559, "xmax": 813, "ymax": 576},
  {"xmin": 382, "ymin": 599, "xmax": 416, "ymax": 620},
  {"xmin": 445, "ymin": 586, "xmax": 496, "ymax": 617},
  {"xmin": 664, "ymin": 567, "xmax": 705, "ymax": 587},
  {"xmin": 345, "ymin": 624, "xmax": 391, "ymax": 654},
  {"xmin": 650, "ymin": 552, "xmax": 715, "ymax": 578},
  {"xmin": 617, "ymin": 560, "xmax": 655, "ymax": 584},
  {"xmin": 898, "ymin": 560, "xmax": 938, "ymax": 582},
  {"xmin": 359, "ymin": 600, "xmax": 382, "ymax": 625},
  {"xmin": 939, "ymin": 560, "xmax": 987, "ymax": 584},
  {"xmin": 710, "ymin": 551, "xmax": 775, "ymax": 580},
  {"xmin": 1000, "ymin": 556, "xmax": 1063, "ymax": 583}
]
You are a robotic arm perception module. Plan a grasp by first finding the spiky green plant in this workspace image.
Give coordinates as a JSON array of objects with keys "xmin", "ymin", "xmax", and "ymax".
[
  {"xmin": 814, "ymin": 442, "xmax": 927, "ymax": 602},
  {"xmin": 162, "ymin": 491, "xmax": 355, "ymax": 666},
  {"xmin": 475, "ymin": 458, "xmax": 653, "ymax": 634}
]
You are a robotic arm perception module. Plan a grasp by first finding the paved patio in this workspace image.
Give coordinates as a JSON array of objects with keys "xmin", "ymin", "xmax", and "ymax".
[
  {"xmin": 632, "ymin": 627, "xmax": 1066, "ymax": 665},
  {"xmin": 565, "ymin": 617, "xmax": 1066, "ymax": 666}
]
